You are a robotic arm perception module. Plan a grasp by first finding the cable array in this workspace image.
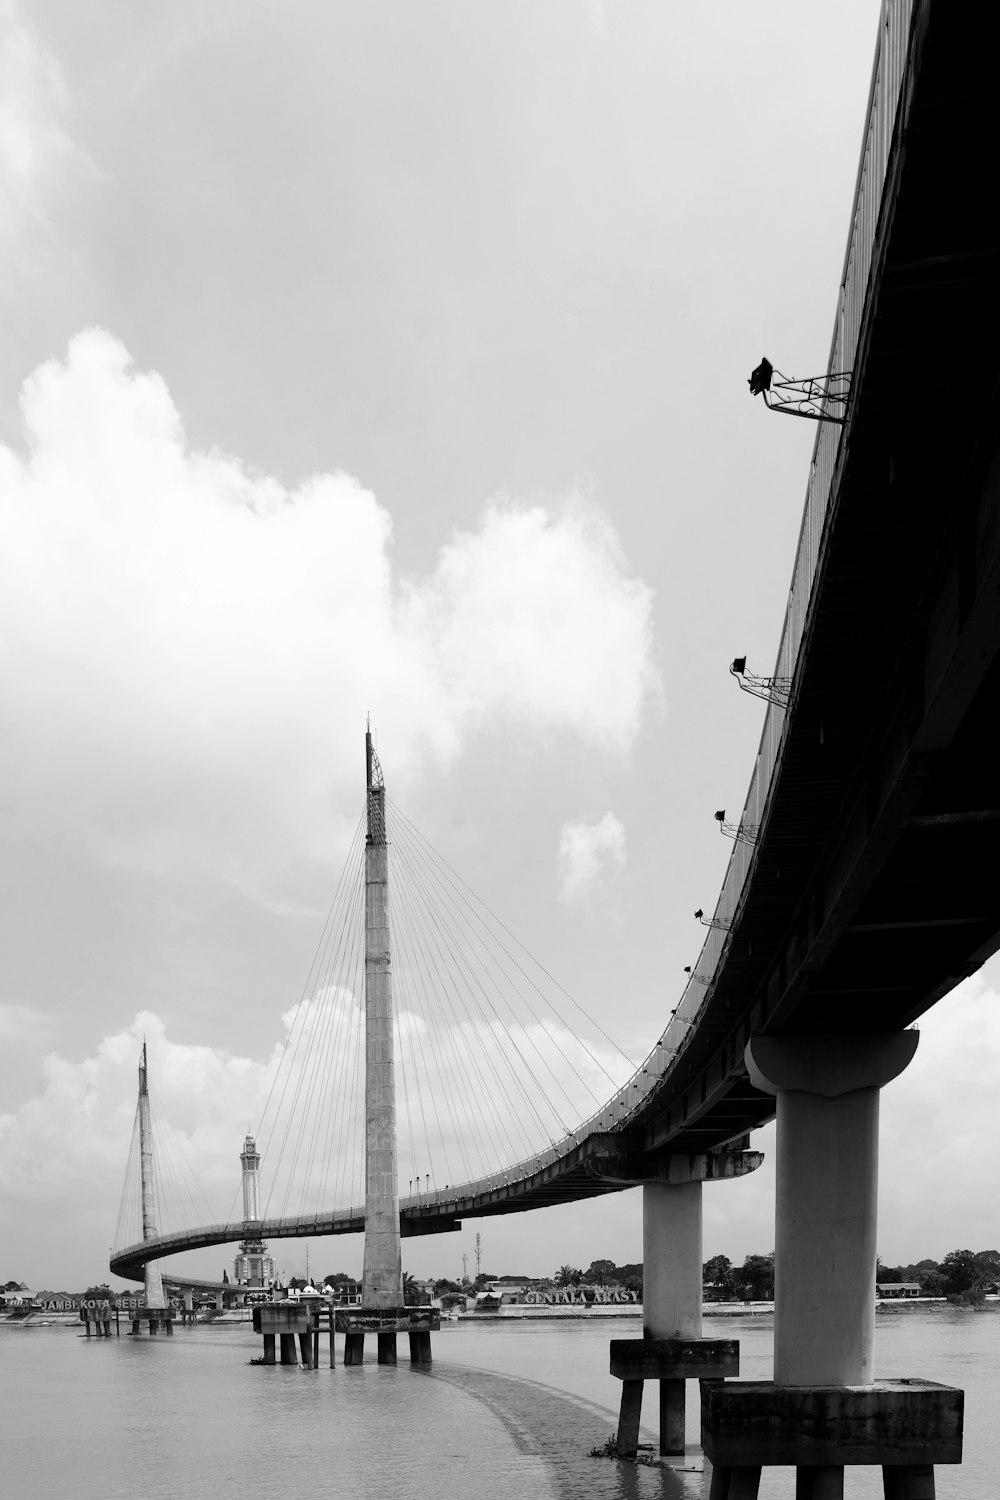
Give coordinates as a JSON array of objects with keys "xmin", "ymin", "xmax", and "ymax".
[
  {"xmin": 253, "ymin": 796, "xmax": 636, "ymax": 1214},
  {"xmin": 113, "ymin": 793, "xmax": 639, "ymax": 1243}
]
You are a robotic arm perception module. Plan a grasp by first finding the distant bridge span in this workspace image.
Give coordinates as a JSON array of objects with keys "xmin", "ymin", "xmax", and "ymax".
[
  {"xmin": 112, "ymin": 0, "xmax": 1000, "ymax": 1286},
  {"xmin": 111, "ymin": 1139, "xmax": 762, "ymax": 1282}
]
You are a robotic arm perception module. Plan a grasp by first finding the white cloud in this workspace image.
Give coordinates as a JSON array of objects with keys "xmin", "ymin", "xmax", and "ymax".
[
  {"xmin": 0, "ymin": 3, "xmax": 94, "ymax": 256},
  {"xmin": 0, "ymin": 1001, "xmax": 54, "ymax": 1045},
  {"xmin": 557, "ymin": 811, "xmax": 626, "ymax": 905},
  {"xmin": 0, "ymin": 330, "xmax": 659, "ymax": 894},
  {"xmin": 0, "ymin": 999, "xmax": 632, "ymax": 1287}
]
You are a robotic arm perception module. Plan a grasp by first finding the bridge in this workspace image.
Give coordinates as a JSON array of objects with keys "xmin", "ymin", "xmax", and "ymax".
[{"xmin": 111, "ymin": 3, "xmax": 996, "ymax": 1491}]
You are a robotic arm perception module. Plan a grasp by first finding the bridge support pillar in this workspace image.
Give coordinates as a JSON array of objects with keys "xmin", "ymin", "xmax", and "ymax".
[
  {"xmin": 641, "ymin": 1178, "xmax": 703, "ymax": 1454},
  {"xmin": 611, "ymin": 1174, "xmax": 742, "ymax": 1459},
  {"xmin": 644, "ymin": 1179, "xmax": 702, "ymax": 1341},
  {"xmin": 263, "ymin": 1334, "xmax": 276, "ymax": 1364},
  {"xmin": 702, "ymin": 1033, "xmax": 963, "ymax": 1496},
  {"xmin": 408, "ymin": 1330, "xmax": 432, "ymax": 1365},
  {"xmin": 344, "ymin": 1331, "xmax": 365, "ymax": 1365},
  {"xmin": 747, "ymin": 1032, "xmax": 917, "ymax": 1386},
  {"xmin": 377, "ymin": 1330, "xmax": 397, "ymax": 1365},
  {"xmin": 279, "ymin": 1332, "xmax": 297, "ymax": 1365},
  {"xmin": 297, "ymin": 1331, "xmax": 313, "ymax": 1368}
]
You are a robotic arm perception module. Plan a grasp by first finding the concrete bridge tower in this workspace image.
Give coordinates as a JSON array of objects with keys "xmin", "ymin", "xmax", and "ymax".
[
  {"xmin": 361, "ymin": 726, "xmax": 403, "ymax": 1308},
  {"xmin": 137, "ymin": 1042, "xmax": 166, "ymax": 1312}
]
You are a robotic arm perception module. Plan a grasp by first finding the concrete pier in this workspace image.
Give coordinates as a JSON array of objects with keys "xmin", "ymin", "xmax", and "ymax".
[
  {"xmin": 701, "ymin": 1033, "xmax": 963, "ymax": 1497},
  {"xmin": 644, "ymin": 1180, "xmax": 703, "ymax": 1342},
  {"xmin": 253, "ymin": 1303, "xmax": 317, "ymax": 1369},
  {"xmin": 334, "ymin": 1305, "xmax": 440, "ymax": 1367},
  {"xmin": 408, "ymin": 1329, "xmax": 432, "ymax": 1365},
  {"xmin": 611, "ymin": 1158, "xmax": 748, "ymax": 1458}
]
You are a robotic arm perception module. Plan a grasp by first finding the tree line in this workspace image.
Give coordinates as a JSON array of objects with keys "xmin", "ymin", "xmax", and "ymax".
[{"xmin": 877, "ymin": 1249, "xmax": 1000, "ymax": 1297}]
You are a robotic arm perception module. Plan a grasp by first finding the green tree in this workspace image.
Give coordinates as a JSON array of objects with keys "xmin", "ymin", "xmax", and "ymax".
[
  {"xmin": 583, "ymin": 1259, "xmax": 618, "ymax": 1286},
  {"xmin": 940, "ymin": 1249, "xmax": 1000, "ymax": 1295},
  {"xmin": 703, "ymin": 1254, "xmax": 735, "ymax": 1299},
  {"xmin": 402, "ymin": 1273, "xmax": 421, "ymax": 1306},
  {"xmin": 736, "ymin": 1254, "xmax": 774, "ymax": 1300},
  {"xmin": 617, "ymin": 1263, "xmax": 643, "ymax": 1292},
  {"xmin": 83, "ymin": 1284, "xmax": 114, "ymax": 1301},
  {"xmin": 555, "ymin": 1265, "xmax": 582, "ymax": 1288}
]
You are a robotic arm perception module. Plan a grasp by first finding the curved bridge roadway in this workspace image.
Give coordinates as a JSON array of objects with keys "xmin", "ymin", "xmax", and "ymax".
[{"xmin": 113, "ymin": 0, "xmax": 1000, "ymax": 1285}]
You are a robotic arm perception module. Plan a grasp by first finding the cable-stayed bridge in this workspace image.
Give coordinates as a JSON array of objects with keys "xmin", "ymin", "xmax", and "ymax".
[
  {"xmin": 113, "ymin": 0, "xmax": 999, "ymax": 1289},
  {"xmin": 110, "ymin": 5, "xmax": 997, "ymax": 1486}
]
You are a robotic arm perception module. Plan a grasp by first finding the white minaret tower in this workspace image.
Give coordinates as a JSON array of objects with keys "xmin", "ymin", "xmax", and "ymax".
[
  {"xmin": 361, "ymin": 726, "xmax": 403, "ymax": 1307},
  {"xmin": 241, "ymin": 1134, "xmax": 261, "ymax": 1220},
  {"xmin": 234, "ymin": 1134, "xmax": 274, "ymax": 1286}
]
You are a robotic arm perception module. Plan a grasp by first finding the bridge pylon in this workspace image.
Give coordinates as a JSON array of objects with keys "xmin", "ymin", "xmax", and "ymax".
[
  {"xmin": 131, "ymin": 1043, "xmax": 174, "ymax": 1335},
  {"xmin": 335, "ymin": 727, "xmax": 438, "ymax": 1367}
]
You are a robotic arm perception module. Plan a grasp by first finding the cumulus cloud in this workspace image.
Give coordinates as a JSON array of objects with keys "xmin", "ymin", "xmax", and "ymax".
[
  {"xmin": 0, "ymin": 998, "xmax": 631, "ymax": 1286},
  {"xmin": 557, "ymin": 812, "xmax": 626, "ymax": 904},
  {"xmin": 0, "ymin": 1001, "xmax": 54, "ymax": 1045},
  {"xmin": 0, "ymin": 330, "xmax": 658, "ymax": 893}
]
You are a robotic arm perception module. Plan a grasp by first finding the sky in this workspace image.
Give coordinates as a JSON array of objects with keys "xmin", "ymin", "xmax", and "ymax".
[{"xmin": 2, "ymin": 0, "xmax": 997, "ymax": 1292}]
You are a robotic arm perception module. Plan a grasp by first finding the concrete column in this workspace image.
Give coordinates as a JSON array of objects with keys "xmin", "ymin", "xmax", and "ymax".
[
  {"xmin": 361, "ymin": 736, "xmax": 402, "ymax": 1309},
  {"xmin": 746, "ymin": 1033, "xmax": 918, "ymax": 1386},
  {"xmin": 643, "ymin": 1180, "xmax": 703, "ymax": 1339},
  {"xmin": 263, "ymin": 1333, "xmax": 276, "ymax": 1365},
  {"xmin": 138, "ymin": 1045, "xmax": 166, "ymax": 1313},
  {"xmin": 279, "ymin": 1333, "xmax": 297, "ymax": 1365}
]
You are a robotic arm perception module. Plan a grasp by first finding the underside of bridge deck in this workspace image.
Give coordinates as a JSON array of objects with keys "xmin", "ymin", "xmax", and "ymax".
[{"xmin": 633, "ymin": 0, "xmax": 1000, "ymax": 1156}]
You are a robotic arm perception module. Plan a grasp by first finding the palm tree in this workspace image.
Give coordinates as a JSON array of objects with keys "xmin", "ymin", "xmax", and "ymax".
[
  {"xmin": 555, "ymin": 1265, "xmax": 581, "ymax": 1288},
  {"xmin": 402, "ymin": 1272, "xmax": 420, "ymax": 1306}
]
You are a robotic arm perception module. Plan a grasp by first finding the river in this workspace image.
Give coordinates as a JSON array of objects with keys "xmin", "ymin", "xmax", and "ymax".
[{"xmin": 1, "ymin": 1307, "xmax": 996, "ymax": 1498}]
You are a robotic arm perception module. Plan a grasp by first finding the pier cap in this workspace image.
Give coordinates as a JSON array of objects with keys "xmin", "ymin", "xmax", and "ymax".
[{"xmin": 745, "ymin": 1031, "xmax": 918, "ymax": 1097}]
